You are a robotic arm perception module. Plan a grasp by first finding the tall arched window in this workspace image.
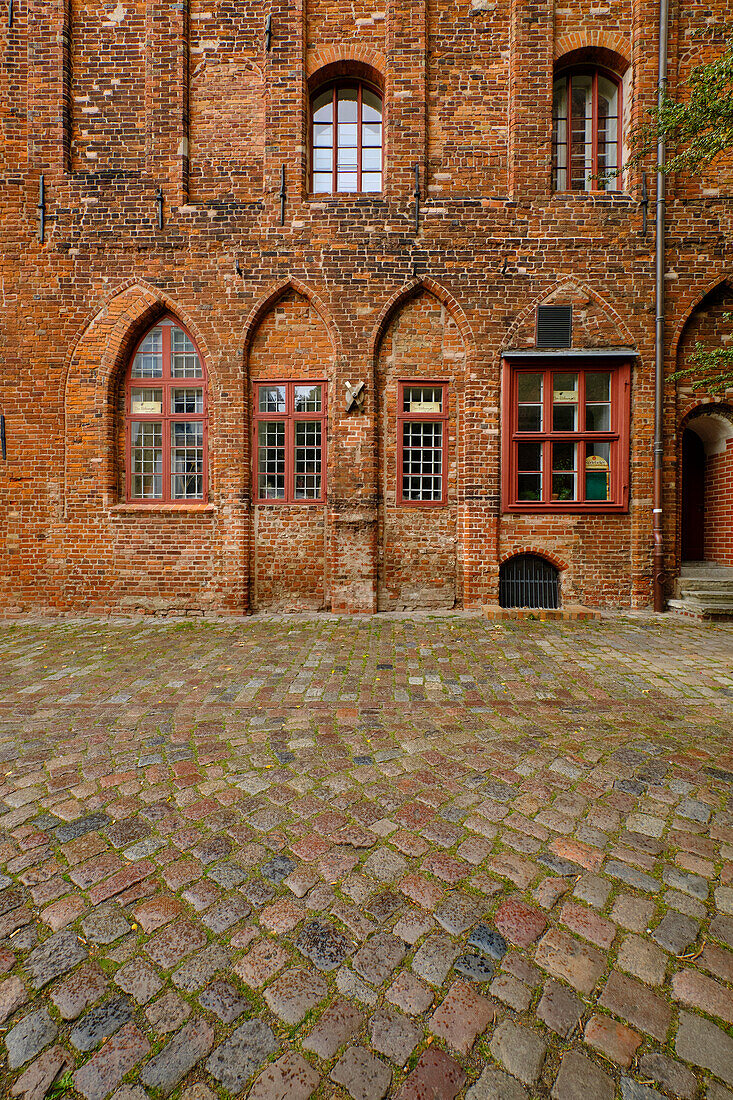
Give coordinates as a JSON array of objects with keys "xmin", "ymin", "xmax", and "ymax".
[
  {"xmin": 552, "ymin": 69, "xmax": 621, "ymax": 192},
  {"xmin": 125, "ymin": 317, "xmax": 208, "ymax": 502},
  {"xmin": 311, "ymin": 82, "xmax": 383, "ymax": 194}
]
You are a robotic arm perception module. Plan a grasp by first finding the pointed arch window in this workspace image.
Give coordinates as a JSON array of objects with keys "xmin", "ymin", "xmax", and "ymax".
[
  {"xmin": 125, "ymin": 317, "xmax": 208, "ymax": 502},
  {"xmin": 311, "ymin": 81, "xmax": 383, "ymax": 194}
]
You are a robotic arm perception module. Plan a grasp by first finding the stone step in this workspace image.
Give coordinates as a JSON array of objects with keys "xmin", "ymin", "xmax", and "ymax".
[
  {"xmin": 676, "ymin": 585, "xmax": 733, "ymax": 601},
  {"xmin": 668, "ymin": 597, "xmax": 733, "ymax": 621}
]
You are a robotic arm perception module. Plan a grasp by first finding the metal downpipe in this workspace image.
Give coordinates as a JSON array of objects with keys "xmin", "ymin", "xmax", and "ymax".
[{"xmin": 652, "ymin": 0, "xmax": 669, "ymax": 612}]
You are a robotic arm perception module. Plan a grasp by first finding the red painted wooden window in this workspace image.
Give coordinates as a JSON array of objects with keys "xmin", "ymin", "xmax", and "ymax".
[
  {"xmin": 311, "ymin": 82, "xmax": 383, "ymax": 194},
  {"xmin": 397, "ymin": 382, "xmax": 448, "ymax": 505},
  {"xmin": 502, "ymin": 362, "xmax": 631, "ymax": 513},
  {"xmin": 125, "ymin": 317, "xmax": 207, "ymax": 502},
  {"xmin": 253, "ymin": 382, "xmax": 327, "ymax": 503},
  {"xmin": 552, "ymin": 69, "xmax": 621, "ymax": 191}
]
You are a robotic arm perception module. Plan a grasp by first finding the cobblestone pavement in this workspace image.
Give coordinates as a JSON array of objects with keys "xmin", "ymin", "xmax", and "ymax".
[{"xmin": 1, "ymin": 613, "xmax": 733, "ymax": 1100}]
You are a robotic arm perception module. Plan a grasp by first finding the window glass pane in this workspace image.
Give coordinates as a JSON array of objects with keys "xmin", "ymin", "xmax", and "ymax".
[
  {"xmin": 313, "ymin": 124, "xmax": 333, "ymax": 148},
  {"xmin": 362, "ymin": 147, "xmax": 382, "ymax": 172},
  {"xmin": 337, "ymin": 145, "xmax": 358, "ymax": 170},
  {"xmin": 361, "ymin": 88, "xmax": 382, "ymax": 121},
  {"xmin": 170, "ymin": 421, "xmax": 204, "ymax": 499},
  {"xmin": 312, "ymin": 172, "xmax": 332, "ymax": 194},
  {"xmin": 258, "ymin": 386, "xmax": 286, "ymax": 413},
  {"xmin": 131, "ymin": 327, "xmax": 163, "ymax": 378},
  {"xmin": 585, "ymin": 372, "xmax": 611, "ymax": 402},
  {"xmin": 337, "ymin": 123, "xmax": 358, "ymax": 148},
  {"xmin": 552, "ymin": 473, "xmax": 576, "ymax": 501},
  {"xmin": 585, "ymin": 403, "xmax": 611, "ymax": 431},
  {"xmin": 518, "ymin": 473, "xmax": 542, "ymax": 501},
  {"xmin": 586, "ymin": 441, "xmax": 611, "ymax": 500},
  {"xmin": 553, "ymin": 404, "xmax": 577, "ymax": 431},
  {"xmin": 553, "ymin": 372, "xmax": 578, "ymax": 431},
  {"xmin": 171, "ymin": 388, "xmax": 204, "ymax": 415},
  {"xmin": 518, "ymin": 373, "xmax": 542, "ymax": 402},
  {"xmin": 553, "ymin": 441, "xmax": 578, "ymax": 497},
  {"xmin": 362, "ymin": 173, "xmax": 382, "ymax": 192},
  {"xmin": 257, "ymin": 421, "xmax": 285, "ymax": 499},
  {"xmin": 403, "ymin": 386, "xmax": 443, "ymax": 413},
  {"xmin": 130, "ymin": 421, "xmax": 163, "ymax": 499},
  {"xmin": 517, "ymin": 441, "xmax": 542, "ymax": 471},
  {"xmin": 552, "ymin": 440, "xmax": 577, "ymax": 471},
  {"xmin": 171, "ymin": 327, "xmax": 202, "ymax": 378},
  {"xmin": 313, "ymin": 91, "xmax": 333, "ymax": 121},
  {"xmin": 131, "ymin": 388, "xmax": 163, "ymax": 414},
  {"xmin": 553, "ymin": 373, "xmax": 578, "ymax": 401},
  {"xmin": 402, "ymin": 421, "xmax": 443, "ymax": 501},
  {"xmin": 598, "ymin": 76, "xmax": 619, "ymax": 190},
  {"xmin": 337, "ymin": 172, "xmax": 358, "ymax": 192},
  {"xmin": 362, "ymin": 122, "xmax": 382, "ymax": 147},
  {"xmin": 294, "ymin": 421, "xmax": 322, "ymax": 499},
  {"xmin": 294, "ymin": 385, "xmax": 322, "ymax": 412},
  {"xmin": 313, "ymin": 147, "xmax": 332, "ymax": 172},
  {"xmin": 552, "ymin": 79, "xmax": 568, "ymax": 190},
  {"xmin": 337, "ymin": 87, "xmax": 358, "ymax": 123},
  {"xmin": 518, "ymin": 405, "xmax": 542, "ymax": 432},
  {"xmin": 570, "ymin": 74, "xmax": 593, "ymax": 190}
]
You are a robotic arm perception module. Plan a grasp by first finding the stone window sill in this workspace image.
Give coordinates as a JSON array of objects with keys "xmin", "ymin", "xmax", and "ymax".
[{"xmin": 110, "ymin": 503, "xmax": 217, "ymax": 515}]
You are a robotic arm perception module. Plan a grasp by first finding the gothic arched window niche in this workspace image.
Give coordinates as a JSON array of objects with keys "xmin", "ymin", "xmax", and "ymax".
[{"xmin": 124, "ymin": 316, "xmax": 208, "ymax": 503}]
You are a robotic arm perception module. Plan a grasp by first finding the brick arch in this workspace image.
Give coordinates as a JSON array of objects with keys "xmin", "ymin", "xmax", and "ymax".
[
  {"xmin": 368, "ymin": 276, "xmax": 475, "ymax": 365},
  {"xmin": 670, "ymin": 275, "xmax": 733, "ymax": 364},
  {"xmin": 554, "ymin": 34, "xmax": 631, "ymax": 70},
  {"xmin": 241, "ymin": 277, "xmax": 341, "ymax": 363},
  {"xmin": 62, "ymin": 280, "xmax": 215, "ymax": 514},
  {"xmin": 503, "ymin": 277, "xmax": 636, "ymax": 350},
  {"xmin": 499, "ymin": 548, "xmax": 570, "ymax": 572},
  {"xmin": 306, "ymin": 46, "xmax": 386, "ymax": 86}
]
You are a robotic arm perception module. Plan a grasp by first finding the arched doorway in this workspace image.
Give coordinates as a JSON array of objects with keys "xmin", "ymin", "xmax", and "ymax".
[
  {"xmin": 681, "ymin": 428, "xmax": 705, "ymax": 561},
  {"xmin": 679, "ymin": 408, "xmax": 733, "ymax": 566}
]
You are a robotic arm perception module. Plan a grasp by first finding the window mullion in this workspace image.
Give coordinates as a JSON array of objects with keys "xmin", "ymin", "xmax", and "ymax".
[
  {"xmin": 332, "ymin": 87, "xmax": 338, "ymax": 194},
  {"xmin": 357, "ymin": 82, "xmax": 362, "ymax": 193}
]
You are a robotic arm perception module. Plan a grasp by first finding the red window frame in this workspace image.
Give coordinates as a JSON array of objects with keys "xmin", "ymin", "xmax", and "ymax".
[
  {"xmin": 252, "ymin": 381, "xmax": 328, "ymax": 504},
  {"xmin": 552, "ymin": 67, "xmax": 622, "ymax": 192},
  {"xmin": 125, "ymin": 316, "xmax": 208, "ymax": 503},
  {"xmin": 397, "ymin": 381, "xmax": 449, "ymax": 507},
  {"xmin": 310, "ymin": 80, "xmax": 383, "ymax": 195},
  {"xmin": 501, "ymin": 360, "xmax": 631, "ymax": 514}
]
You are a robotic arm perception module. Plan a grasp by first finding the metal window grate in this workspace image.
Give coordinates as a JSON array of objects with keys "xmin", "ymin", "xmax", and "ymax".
[
  {"xmin": 499, "ymin": 554, "xmax": 560, "ymax": 609},
  {"xmin": 537, "ymin": 305, "xmax": 572, "ymax": 348}
]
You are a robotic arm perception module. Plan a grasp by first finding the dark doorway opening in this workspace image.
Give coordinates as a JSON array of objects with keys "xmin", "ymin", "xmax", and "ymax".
[
  {"xmin": 499, "ymin": 554, "xmax": 560, "ymax": 609},
  {"xmin": 681, "ymin": 427, "xmax": 705, "ymax": 561}
]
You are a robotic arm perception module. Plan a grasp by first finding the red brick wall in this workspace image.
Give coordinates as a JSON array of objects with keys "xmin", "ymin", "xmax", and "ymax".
[
  {"xmin": 705, "ymin": 441, "xmax": 733, "ymax": 566},
  {"xmin": 1, "ymin": 0, "xmax": 732, "ymax": 615}
]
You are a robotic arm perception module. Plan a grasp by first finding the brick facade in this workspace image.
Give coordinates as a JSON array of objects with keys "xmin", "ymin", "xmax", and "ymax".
[{"xmin": 1, "ymin": 0, "xmax": 732, "ymax": 614}]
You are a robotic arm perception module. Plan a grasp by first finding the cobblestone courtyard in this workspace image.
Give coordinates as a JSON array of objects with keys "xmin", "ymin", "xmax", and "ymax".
[{"xmin": 0, "ymin": 613, "xmax": 732, "ymax": 1100}]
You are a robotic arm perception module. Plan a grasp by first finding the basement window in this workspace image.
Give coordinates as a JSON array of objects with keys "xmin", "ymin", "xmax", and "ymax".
[{"xmin": 499, "ymin": 554, "xmax": 560, "ymax": 608}]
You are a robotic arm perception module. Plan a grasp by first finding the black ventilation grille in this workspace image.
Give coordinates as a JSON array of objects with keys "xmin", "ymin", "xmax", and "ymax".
[
  {"xmin": 536, "ymin": 305, "xmax": 572, "ymax": 348},
  {"xmin": 499, "ymin": 554, "xmax": 560, "ymax": 609}
]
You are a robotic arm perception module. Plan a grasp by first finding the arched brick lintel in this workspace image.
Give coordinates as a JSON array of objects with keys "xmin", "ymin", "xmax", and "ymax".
[
  {"xmin": 62, "ymin": 280, "xmax": 215, "ymax": 514},
  {"xmin": 554, "ymin": 34, "xmax": 631, "ymax": 69},
  {"xmin": 306, "ymin": 46, "xmax": 387, "ymax": 86},
  {"xmin": 368, "ymin": 276, "xmax": 476, "ymax": 366},
  {"xmin": 503, "ymin": 276, "xmax": 637, "ymax": 351},
  {"xmin": 240, "ymin": 276, "xmax": 341, "ymax": 364},
  {"xmin": 498, "ymin": 548, "xmax": 570, "ymax": 572},
  {"xmin": 670, "ymin": 275, "xmax": 733, "ymax": 365}
]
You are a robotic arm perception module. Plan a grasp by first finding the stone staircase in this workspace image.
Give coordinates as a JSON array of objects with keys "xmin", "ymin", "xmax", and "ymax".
[{"xmin": 668, "ymin": 562, "xmax": 733, "ymax": 620}]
